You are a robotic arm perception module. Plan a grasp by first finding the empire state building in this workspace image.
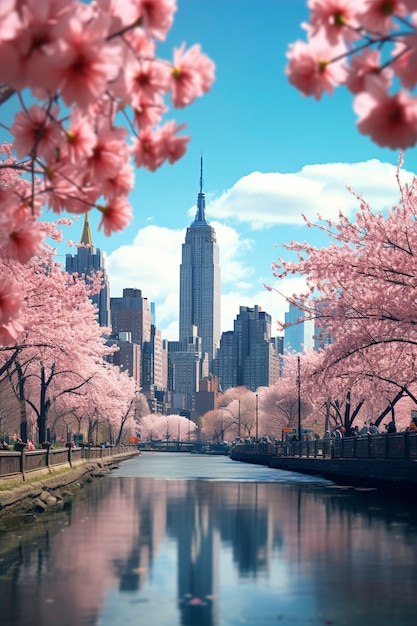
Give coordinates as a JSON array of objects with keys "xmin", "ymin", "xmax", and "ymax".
[{"xmin": 179, "ymin": 159, "xmax": 221, "ymax": 368}]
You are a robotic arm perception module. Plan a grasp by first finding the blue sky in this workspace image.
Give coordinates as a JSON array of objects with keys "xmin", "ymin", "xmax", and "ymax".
[{"xmin": 4, "ymin": 1, "xmax": 417, "ymax": 340}]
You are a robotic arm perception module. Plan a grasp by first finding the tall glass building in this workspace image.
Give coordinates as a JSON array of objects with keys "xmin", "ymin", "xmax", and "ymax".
[{"xmin": 179, "ymin": 159, "xmax": 221, "ymax": 369}]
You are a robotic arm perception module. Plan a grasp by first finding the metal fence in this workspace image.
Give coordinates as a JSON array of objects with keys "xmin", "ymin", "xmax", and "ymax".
[
  {"xmin": 233, "ymin": 432, "xmax": 417, "ymax": 461},
  {"xmin": 0, "ymin": 445, "xmax": 138, "ymax": 479}
]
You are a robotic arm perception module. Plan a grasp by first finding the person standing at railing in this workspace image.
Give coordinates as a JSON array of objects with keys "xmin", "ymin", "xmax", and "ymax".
[
  {"xmin": 369, "ymin": 423, "xmax": 379, "ymax": 435},
  {"xmin": 386, "ymin": 421, "xmax": 397, "ymax": 434}
]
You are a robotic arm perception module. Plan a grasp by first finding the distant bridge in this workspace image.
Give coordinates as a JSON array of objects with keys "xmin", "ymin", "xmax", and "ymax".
[{"xmin": 139, "ymin": 441, "xmax": 230, "ymax": 455}]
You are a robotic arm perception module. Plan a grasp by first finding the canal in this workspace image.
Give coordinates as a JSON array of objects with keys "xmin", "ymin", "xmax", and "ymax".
[{"xmin": 1, "ymin": 452, "xmax": 417, "ymax": 626}]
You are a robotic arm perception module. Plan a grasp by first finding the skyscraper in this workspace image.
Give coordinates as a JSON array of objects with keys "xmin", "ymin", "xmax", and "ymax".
[
  {"xmin": 65, "ymin": 213, "xmax": 111, "ymax": 327},
  {"xmin": 215, "ymin": 305, "xmax": 280, "ymax": 392},
  {"xmin": 110, "ymin": 288, "xmax": 152, "ymax": 346},
  {"xmin": 179, "ymin": 158, "xmax": 221, "ymax": 368},
  {"xmin": 284, "ymin": 302, "xmax": 315, "ymax": 353}
]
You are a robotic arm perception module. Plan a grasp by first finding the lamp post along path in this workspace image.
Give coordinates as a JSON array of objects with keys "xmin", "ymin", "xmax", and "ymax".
[{"xmin": 297, "ymin": 356, "xmax": 302, "ymax": 442}]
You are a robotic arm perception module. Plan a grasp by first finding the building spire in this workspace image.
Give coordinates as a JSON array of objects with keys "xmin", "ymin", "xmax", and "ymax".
[
  {"xmin": 199, "ymin": 152, "xmax": 204, "ymax": 194},
  {"xmin": 194, "ymin": 153, "xmax": 207, "ymax": 224},
  {"xmin": 80, "ymin": 211, "xmax": 93, "ymax": 246}
]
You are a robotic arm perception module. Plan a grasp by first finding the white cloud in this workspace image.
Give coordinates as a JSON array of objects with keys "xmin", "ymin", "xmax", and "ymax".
[{"xmin": 206, "ymin": 160, "xmax": 415, "ymax": 229}]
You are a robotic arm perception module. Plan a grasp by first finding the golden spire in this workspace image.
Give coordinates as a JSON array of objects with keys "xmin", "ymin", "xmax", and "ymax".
[{"xmin": 80, "ymin": 211, "xmax": 93, "ymax": 246}]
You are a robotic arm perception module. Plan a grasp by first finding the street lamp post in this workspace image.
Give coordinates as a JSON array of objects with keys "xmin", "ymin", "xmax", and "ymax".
[
  {"xmin": 220, "ymin": 408, "xmax": 223, "ymax": 444},
  {"xmin": 297, "ymin": 355, "xmax": 302, "ymax": 441}
]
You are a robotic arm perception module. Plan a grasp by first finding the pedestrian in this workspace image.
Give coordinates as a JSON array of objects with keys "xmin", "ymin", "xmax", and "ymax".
[
  {"xmin": 407, "ymin": 418, "xmax": 417, "ymax": 432},
  {"xmin": 386, "ymin": 421, "xmax": 396, "ymax": 434},
  {"xmin": 369, "ymin": 422, "xmax": 379, "ymax": 435}
]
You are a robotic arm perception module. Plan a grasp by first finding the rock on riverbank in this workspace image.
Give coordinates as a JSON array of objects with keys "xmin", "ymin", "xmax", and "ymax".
[{"xmin": 0, "ymin": 460, "xmax": 121, "ymax": 525}]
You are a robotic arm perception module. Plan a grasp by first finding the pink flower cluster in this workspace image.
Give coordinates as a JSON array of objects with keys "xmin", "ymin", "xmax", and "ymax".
[
  {"xmin": 0, "ymin": 0, "xmax": 214, "ymax": 240},
  {"xmin": 286, "ymin": 0, "xmax": 417, "ymax": 149},
  {"xmin": 0, "ymin": 0, "xmax": 215, "ymax": 345}
]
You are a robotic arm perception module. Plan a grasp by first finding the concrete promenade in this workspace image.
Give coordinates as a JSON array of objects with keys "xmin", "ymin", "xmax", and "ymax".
[{"xmin": 230, "ymin": 433, "xmax": 417, "ymax": 494}]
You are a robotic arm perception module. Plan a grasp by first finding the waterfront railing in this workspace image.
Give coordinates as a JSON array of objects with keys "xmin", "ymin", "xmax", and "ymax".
[
  {"xmin": 233, "ymin": 432, "xmax": 417, "ymax": 461},
  {"xmin": 0, "ymin": 444, "xmax": 139, "ymax": 480}
]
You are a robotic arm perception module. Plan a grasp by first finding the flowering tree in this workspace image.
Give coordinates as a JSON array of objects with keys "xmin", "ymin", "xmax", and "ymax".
[
  {"xmin": 0, "ymin": 226, "xmax": 124, "ymax": 442},
  {"xmin": 139, "ymin": 412, "xmax": 197, "ymax": 441},
  {"xmin": 51, "ymin": 361, "xmax": 140, "ymax": 444},
  {"xmin": 200, "ymin": 407, "xmax": 237, "ymax": 443},
  {"xmin": 271, "ymin": 163, "xmax": 417, "ymax": 431},
  {"xmin": 286, "ymin": 0, "xmax": 417, "ymax": 149},
  {"xmin": 258, "ymin": 362, "xmax": 313, "ymax": 438},
  {"xmin": 0, "ymin": 0, "xmax": 215, "ymax": 344}
]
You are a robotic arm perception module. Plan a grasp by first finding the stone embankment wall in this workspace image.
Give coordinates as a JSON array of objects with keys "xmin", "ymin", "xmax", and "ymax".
[
  {"xmin": 0, "ymin": 447, "xmax": 139, "ymax": 524},
  {"xmin": 230, "ymin": 447, "xmax": 417, "ymax": 494}
]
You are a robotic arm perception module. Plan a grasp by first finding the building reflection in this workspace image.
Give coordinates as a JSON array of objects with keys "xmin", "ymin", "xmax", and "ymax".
[{"xmin": 1, "ymin": 474, "xmax": 417, "ymax": 626}]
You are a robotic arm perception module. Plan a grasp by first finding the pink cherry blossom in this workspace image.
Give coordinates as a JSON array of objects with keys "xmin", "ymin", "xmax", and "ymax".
[
  {"xmin": 125, "ymin": 58, "xmax": 171, "ymax": 109},
  {"xmin": 0, "ymin": 279, "xmax": 22, "ymax": 326},
  {"xmin": 132, "ymin": 126, "xmax": 165, "ymax": 171},
  {"xmin": 306, "ymin": 0, "xmax": 362, "ymax": 45},
  {"xmin": 391, "ymin": 43, "xmax": 417, "ymax": 89},
  {"xmin": 346, "ymin": 49, "xmax": 393, "ymax": 94},
  {"xmin": 159, "ymin": 121, "xmax": 190, "ymax": 164},
  {"xmin": 0, "ymin": 0, "xmax": 71, "ymax": 95},
  {"xmin": 0, "ymin": 318, "xmax": 24, "ymax": 346},
  {"xmin": 11, "ymin": 104, "xmax": 61, "ymax": 161},
  {"xmin": 64, "ymin": 110, "xmax": 97, "ymax": 164},
  {"xmin": 96, "ymin": 0, "xmax": 141, "ymax": 30},
  {"xmin": 138, "ymin": 0, "xmax": 177, "ymax": 41},
  {"xmin": 391, "ymin": 16, "xmax": 417, "ymax": 89},
  {"xmin": 132, "ymin": 121, "xmax": 189, "ymax": 169},
  {"xmin": 97, "ymin": 196, "xmax": 133, "ymax": 236},
  {"xmin": 43, "ymin": 161, "xmax": 96, "ymax": 215},
  {"xmin": 123, "ymin": 26, "xmax": 156, "ymax": 57},
  {"xmin": 2, "ymin": 220, "xmax": 43, "ymax": 264},
  {"xmin": 357, "ymin": 0, "xmax": 408, "ymax": 36},
  {"xmin": 0, "ymin": 0, "xmax": 21, "ymax": 41},
  {"xmin": 402, "ymin": 0, "xmax": 417, "ymax": 9},
  {"xmin": 87, "ymin": 122, "xmax": 128, "ymax": 181},
  {"xmin": 171, "ymin": 43, "xmax": 215, "ymax": 108},
  {"xmin": 0, "ymin": 41, "xmax": 21, "ymax": 88},
  {"xmin": 52, "ymin": 8, "xmax": 121, "ymax": 108},
  {"xmin": 354, "ymin": 80, "xmax": 417, "ymax": 148},
  {"xmin": 286, "ymin": 39, "xmax": 347, "ymax": 100},
  {"xmin": 132, "ymin": 94, "xmax": 166, "ymax": 129},
  {"xmin": 102, "ymin": 161, "xmax": 135, "ymax": 199}
]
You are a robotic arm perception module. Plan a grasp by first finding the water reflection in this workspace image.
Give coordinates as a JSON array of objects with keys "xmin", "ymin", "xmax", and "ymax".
[{"xmin": 0, "ymin": 454, "xmax": 417, "ymax": 625}]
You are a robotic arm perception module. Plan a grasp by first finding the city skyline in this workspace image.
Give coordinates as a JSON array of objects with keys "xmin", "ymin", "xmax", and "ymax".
[{"xmin": 70, "ymin": 1, "xmax": 417, "ymax": 342}]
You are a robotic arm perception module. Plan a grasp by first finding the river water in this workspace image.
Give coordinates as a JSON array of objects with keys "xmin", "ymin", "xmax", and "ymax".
[{"xmin": 1, "ymin": 452, "xmax": 417, "ymax": 626}]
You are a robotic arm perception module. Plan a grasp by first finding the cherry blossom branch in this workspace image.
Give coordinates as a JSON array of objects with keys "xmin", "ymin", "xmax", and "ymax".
[{"xmin": 286, "ymin": 1, "xmax": 417, "ymax": 149}]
